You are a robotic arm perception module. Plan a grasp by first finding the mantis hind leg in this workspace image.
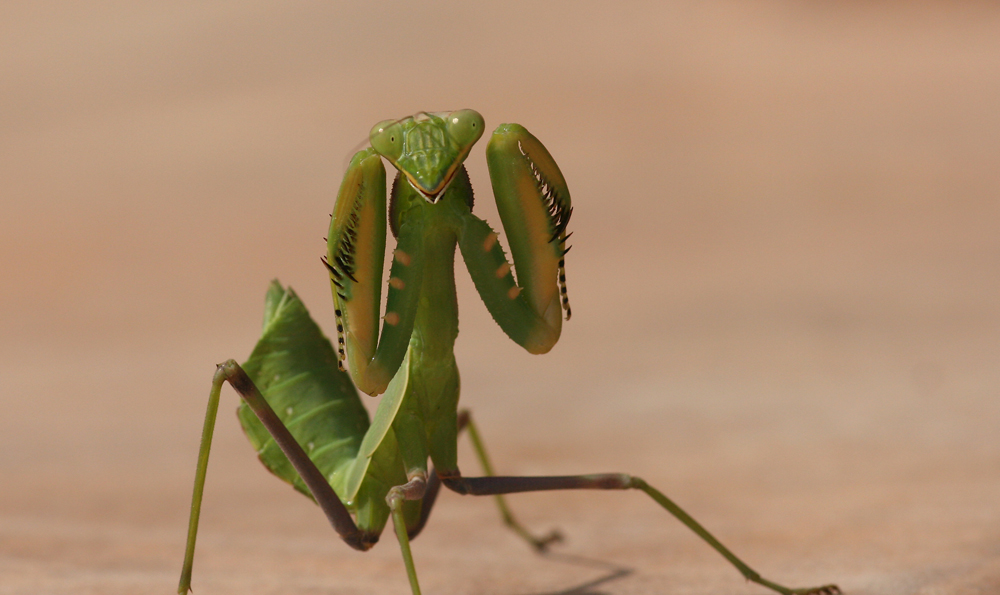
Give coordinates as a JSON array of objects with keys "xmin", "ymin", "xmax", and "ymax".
[
  {"xmin": 439, "ymin": 472, "xmax": 839, "ymax": 595},
  {"xmin": 407, "ymin": 410, "xmax": 561, "ymax": 552}
]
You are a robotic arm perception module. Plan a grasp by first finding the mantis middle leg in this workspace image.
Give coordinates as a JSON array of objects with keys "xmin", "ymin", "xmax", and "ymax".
[
  {"xmin": 410, "ymin": 410, "xmax": 561, "ymax": 551},
  {"xmin": 390, "ymin": 410, "xmax": 559, "ymax": 595}
]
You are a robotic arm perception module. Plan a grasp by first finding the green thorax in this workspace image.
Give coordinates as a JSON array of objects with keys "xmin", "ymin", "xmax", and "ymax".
[
  {"xmin": 386, "ymin": 169, "xmax": 474, "ymax": 475},
  {"xmin": 389, "ymin": 166, "xmax": 476, "ymax": 363}
]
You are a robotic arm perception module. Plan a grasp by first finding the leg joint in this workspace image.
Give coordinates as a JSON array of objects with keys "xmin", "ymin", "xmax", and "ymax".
[
  {"xmin": 439, "ymin": 472, "xmax": 469, "ymax": 495},
  {"xmin": 457, "ymin": 409, "xmax": 471, "ymax": 431},
  {"xmin": 589, "ymin": 473, "xmax": 634, "ymax": 490},
  {"xmin": 386, "ymin": 475, "xmax": 428, "ymax": 510}
]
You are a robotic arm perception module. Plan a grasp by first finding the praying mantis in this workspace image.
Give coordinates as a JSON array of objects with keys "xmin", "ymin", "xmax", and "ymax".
[{"xmin": 178, "ymin": 109, "xmax": 840, "ymax": 595}]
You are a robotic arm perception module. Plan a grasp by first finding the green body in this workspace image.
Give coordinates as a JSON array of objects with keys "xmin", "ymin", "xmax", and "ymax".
[
  {"xmin": 239, "ymin": 110, "xmax": 572, "ymax": 540},
  {"xmin": 180, "ymin": 110, "xmax": 838, "ymax": 595}
]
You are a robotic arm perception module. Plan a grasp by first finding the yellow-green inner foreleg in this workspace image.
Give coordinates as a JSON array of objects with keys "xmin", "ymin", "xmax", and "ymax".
[{"xmin": 457, "ymin": 213, "xmax": 560, "ymax": 354}]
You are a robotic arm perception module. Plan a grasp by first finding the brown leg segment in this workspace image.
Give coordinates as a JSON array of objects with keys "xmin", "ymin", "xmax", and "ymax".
[{"xmin": 218, "ymin": 360, "xmax": 372, "ymax": 550}]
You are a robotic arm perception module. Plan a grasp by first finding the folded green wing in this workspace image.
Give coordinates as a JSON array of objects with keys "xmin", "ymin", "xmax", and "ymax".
[{"xmin": 236, "ymin": 281, "xmax": 414, "ymax": 534}]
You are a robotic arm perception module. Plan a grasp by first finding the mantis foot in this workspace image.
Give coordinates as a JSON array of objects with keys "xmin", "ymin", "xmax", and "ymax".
[
  {"xmin": 527, "ymin": 528, "xmax": 563, "ymax": 553},
  {"xmin": 754, "ymin": 578, "xmax": 841, "ymax": 595},
  {"xmin": 789, "ymin": 585, "xmax": 841, "ymax": 595}
]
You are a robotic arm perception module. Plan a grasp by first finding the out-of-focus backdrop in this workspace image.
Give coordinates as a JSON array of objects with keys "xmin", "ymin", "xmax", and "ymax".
[{"xmin": 1, "ymin": 3, "xmax": 997, "ymax": 594}]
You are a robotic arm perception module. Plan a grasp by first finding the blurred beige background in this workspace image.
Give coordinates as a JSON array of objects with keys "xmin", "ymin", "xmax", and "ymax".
[{"xmin": 1, "ymin": 2, "xmax": 998, "ymax": 594}]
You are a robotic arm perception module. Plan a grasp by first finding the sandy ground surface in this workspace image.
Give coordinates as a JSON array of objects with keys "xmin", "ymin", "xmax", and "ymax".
[{"xmin": 1, "ymin": 3, "xmax": 998, "ymax": 594}]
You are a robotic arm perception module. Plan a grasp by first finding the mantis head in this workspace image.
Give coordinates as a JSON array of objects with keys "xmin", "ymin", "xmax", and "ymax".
[{"xmin": 369, "ymin": 109, "xmax": 485, "ymax": 203}]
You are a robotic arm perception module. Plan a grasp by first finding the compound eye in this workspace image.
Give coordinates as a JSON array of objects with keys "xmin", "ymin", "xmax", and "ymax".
[
  {"xmin": 447, "ymin": 109, "xmax": 485, "ymax": 147},
  {"xmin": 370, "ymin": 119, "xmax": 404, "ymax": 160}
]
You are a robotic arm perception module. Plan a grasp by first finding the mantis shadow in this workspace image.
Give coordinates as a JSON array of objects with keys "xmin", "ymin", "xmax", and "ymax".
[{"xmin": 526, "ymin": 551, "xmax": 633, "ymax": 595}]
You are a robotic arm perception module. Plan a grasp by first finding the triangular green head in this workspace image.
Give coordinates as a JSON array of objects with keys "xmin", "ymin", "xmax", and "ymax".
[{"xmin": 369, "ymin": 110, "xmax": 485, "ymax": 202}]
